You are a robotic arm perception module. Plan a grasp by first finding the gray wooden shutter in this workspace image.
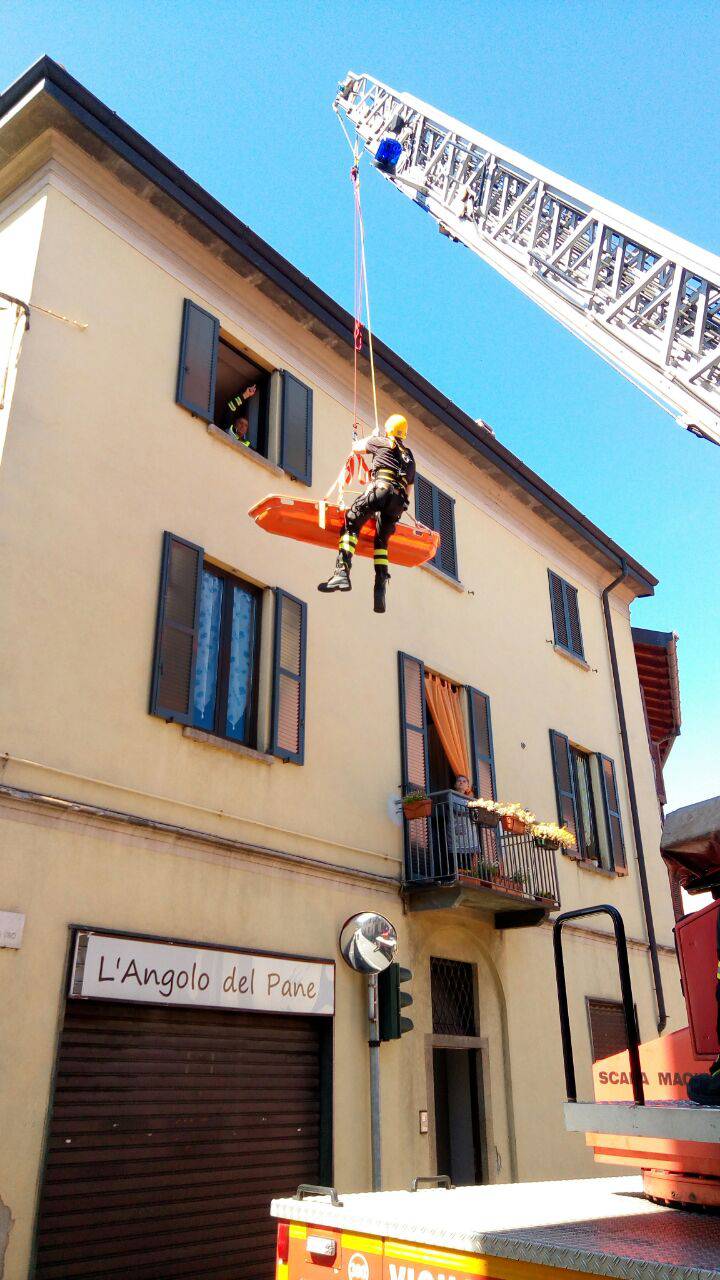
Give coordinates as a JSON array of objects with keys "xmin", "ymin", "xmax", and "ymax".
[
  {"xmin": 549, "ymin": 729, "xmax": 580, "ymax": 855},
  {"xmin": 598, "ymin": 753, "xmax": 627, "ymax": 873},
  {"xmin": 548, "ymin": 570, "xmax": 569, "ymax": 649},
  {"xmin": 176, "ymin": 299, "xmax": 219, "ymax": 421},
  {"xmin": 416, "ymin": 476, "xmax": 457, "ymax": 578},
  {"xmin": 150, "ymin": 533, "xmax": 203, "ymax": 723},
  {"xmin": 436, "ymin": 488, "xmax": 458, "ymax": 578},
  {"xmin": 415, "ymin": 475, "xmax": 435, "ymax": 531},
  {"xmin": 398, "ymin": 652, "xmax": 429, "ymax": 794},
  {"xmin": 548, "ymin": 570, "xmax": 584, "ymax": 659},
  {"xmin": 467, "ymin": 687, "xmax": 496, "ymax": 800},
  {"xmin": 271, "ymin": 590, "xmax": 307, "ymax": 762},
  {"xmin": 280, "ymin": 372, "xmax": 313, "ymax": 484}
]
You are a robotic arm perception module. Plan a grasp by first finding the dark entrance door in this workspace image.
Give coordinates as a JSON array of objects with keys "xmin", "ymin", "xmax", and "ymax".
[
  {"xmin": 34, "ymin": 999, "xmax": 328, "ymax": 1280},
  {"xmin": 433, "ymin": 1047, "xmax": 485, "ymax": 1185}
]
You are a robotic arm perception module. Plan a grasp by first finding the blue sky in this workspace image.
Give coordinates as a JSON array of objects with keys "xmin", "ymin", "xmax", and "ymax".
[{"xmin": 3, "ymin": 0, "xmax": 718, "ymax": 811}]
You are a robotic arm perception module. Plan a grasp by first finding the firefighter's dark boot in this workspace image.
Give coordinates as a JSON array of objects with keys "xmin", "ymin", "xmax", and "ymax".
[
  {"xmin": 318, "ymin": 552, "xmax": 352, "ymax": 593},
  {"xmin": 373, "ymin": 566, "xmax": 390, "ymax": 613}
]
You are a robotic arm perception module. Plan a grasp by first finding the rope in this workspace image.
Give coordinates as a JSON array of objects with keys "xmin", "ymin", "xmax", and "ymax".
[{"xmin": 351, "ymin": 160, "xmax": 380, "ymax": 437}]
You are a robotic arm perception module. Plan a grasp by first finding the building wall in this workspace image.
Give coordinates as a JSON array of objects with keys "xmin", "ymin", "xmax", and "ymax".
[{"xmin": 0, "ymin": 144, "xmax": 685, "ymax": 1279}]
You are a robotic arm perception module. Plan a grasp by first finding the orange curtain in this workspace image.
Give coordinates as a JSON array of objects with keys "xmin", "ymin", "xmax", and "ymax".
[{"xmin": 425, "ymin": 673, "xmax": 471, "ymax": 783}]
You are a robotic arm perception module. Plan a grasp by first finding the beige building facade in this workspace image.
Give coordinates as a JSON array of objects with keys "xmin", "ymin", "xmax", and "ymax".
[{"xmin": 0, "ymin": 60, "xmax": 685, "ymax": 1280}]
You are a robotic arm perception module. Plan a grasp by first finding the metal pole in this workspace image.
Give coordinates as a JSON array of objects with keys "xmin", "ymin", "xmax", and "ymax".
[{"xmin": 368, "ymin": 972, "xmax": 382, "ymax": 1190}]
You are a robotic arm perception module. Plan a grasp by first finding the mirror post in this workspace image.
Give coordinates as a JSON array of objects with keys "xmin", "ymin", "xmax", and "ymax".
[{"xmin": 368, "ymin": 972, "xmax": 382, "ymax": 1191}]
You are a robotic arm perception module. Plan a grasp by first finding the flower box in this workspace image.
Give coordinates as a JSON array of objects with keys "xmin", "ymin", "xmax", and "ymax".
[
  {"xmin": 501, "ymin": 814, "xmax": 529, "ymax": 836},
  {"xmin": 403, "ymin": 797, "xmax": 432, "ymax": 821},
  {"xmin": 533, "ymin": 835, "xmax": 560, "ymax": 851},
  {"xmin": 469, "ymin": 806, "xmax": 501, "ymax": 829},
  {"xmin": 494, "ymin": 873, "xmax": 526, "ymax": 895}
]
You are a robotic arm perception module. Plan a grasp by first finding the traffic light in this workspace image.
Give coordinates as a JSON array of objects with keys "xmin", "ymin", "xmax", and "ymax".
[{"xmin": 378, "ymin": 962, "xmax": 413, "ymax": 1040}]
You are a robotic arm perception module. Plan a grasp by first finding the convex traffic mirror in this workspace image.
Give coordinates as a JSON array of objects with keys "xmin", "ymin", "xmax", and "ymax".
[{"xmin": 339, "ymin": 913, "xmax": 398, "ymax": 974}]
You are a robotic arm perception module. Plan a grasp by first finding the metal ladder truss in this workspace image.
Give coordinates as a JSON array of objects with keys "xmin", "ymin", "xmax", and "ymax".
[{"xmin": 335, "ymin": 72, "xmax": 720, "ymax": 446}]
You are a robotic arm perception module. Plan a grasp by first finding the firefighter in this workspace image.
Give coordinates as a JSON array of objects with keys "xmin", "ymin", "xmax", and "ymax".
[
  {"xmin": 318, "ymin": 413, "xmax": 415, "ymax": 613},
  {"xmin": 224, "ymin": 383, "xmax": 257, "ymax": 445}
]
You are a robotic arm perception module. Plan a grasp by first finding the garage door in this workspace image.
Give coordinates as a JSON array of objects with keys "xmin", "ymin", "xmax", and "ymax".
[{"xmin": 35, "ymin": 999, "xmax": 327, "ymax": 1279}]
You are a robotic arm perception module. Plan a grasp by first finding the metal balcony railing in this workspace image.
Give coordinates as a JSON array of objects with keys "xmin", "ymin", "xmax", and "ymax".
[{"xmin": 403, "ymin": 790, "xmax": 560, "ymax": 909}]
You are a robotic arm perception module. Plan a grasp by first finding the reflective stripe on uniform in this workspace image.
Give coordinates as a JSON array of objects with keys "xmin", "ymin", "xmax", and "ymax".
[{"xmin": 374, "ymin": 551, "xmax": 389, "ymax": 563}]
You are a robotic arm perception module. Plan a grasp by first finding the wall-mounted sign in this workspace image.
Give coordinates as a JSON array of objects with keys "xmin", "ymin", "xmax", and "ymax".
[
  {"xmin": 70, "ymin": 932, "xmax": 334, "ymax": 1016},
  {"xmin": 0, "ymin": 910, "xmax": 25, "ymax": 949}
]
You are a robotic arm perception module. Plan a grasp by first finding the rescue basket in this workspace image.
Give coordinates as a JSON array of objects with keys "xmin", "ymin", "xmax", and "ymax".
[{"xmin": 248, "ymin": 495, "xmax": 440, "ymax": 568}]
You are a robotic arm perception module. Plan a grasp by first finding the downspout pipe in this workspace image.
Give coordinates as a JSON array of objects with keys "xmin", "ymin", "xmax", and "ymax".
[{"xmin": 602, "ymin": 560, "xmax": 667, "ymax": 1035}]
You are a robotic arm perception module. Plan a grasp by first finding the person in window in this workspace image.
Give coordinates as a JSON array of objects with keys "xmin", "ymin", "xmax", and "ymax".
[
  {"xmin": 224, "ymin": 383, "xmax": 257, "ymax": 445},
  {"xmin": 318, "ymin": 413, "xmax": 415, "ymax": 613}
]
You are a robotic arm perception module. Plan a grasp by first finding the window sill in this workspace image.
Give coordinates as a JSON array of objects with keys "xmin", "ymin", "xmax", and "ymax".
[
  {"xmin": 564, "ymin": 853, "xmax": 619, "ymax": 878},
  {"xmin": 553, "ymin": 643, "xmax": 590, "ymax": 672},
  {"xmin": 183, "ymin": 726, "xmax": 275, "ymax": 764},
  {"xmin": 206, "ymin": 423, "xmax": 285, "ymax": 479},
  {"xmin": 420, "ymin": 561, "xmax": 465, "ymax": 592}
]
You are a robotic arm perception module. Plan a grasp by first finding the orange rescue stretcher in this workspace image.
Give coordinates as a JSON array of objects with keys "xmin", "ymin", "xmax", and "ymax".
[{"xmin": 248, "ymin": 495, "xmax": 440, "ymax": 568}]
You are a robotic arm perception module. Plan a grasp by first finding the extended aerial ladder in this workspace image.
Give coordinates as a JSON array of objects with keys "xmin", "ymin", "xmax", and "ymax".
[{"xmin": 334, "ymin": 73, "xmax": 720, "ymax": 447}]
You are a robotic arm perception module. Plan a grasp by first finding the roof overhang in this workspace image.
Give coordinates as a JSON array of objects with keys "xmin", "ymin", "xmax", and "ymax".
[
  {"xmin": 661, "ymin": 796, "xmax": 720, "ymax": 893},
  {"xmin": 0, "ymin": 57, "xmax": 658, "ymax": 596},
  {"xmin": 632, "ymin": 628, "xmax": 681, "ymax": 762}
]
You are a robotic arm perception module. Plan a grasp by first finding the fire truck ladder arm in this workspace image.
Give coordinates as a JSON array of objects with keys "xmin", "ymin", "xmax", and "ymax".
[{"xmin": 334, "ymin": 72, "xmax": 720, "ymax": 447}]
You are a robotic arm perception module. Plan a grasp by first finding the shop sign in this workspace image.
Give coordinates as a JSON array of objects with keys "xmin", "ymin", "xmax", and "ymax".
[{"xmin": 70, "ymin": 931, "xmax": 334, "ymax": 1015}]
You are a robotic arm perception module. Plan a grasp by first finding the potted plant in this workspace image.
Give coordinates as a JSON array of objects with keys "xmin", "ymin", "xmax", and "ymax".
[
  {"xmin": 531, "ymin": 822, "xmax": 576, "ymax": 853},
  {"xmin": 467, "ymin": 797, "xmax": 502, "ymax": 829},
  {"xmin": 535, "ymin": 884, "xmax": 556, "ymax": 903},
  {"xmin": 402, "ymin": 789, "xmax": 432, "ymax": 821},
  {"xmin": 474, "ymin": 858, "xmax": 501, "ymax": 883},
  {"xmin": 499, "ymin": 802, "xmax": 536, "ymax": 836}
]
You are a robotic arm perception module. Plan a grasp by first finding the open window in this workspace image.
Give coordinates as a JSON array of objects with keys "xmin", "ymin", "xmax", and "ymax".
[
  {"xmin": 213, "ymin": 338, "xmax": 270, "ymax": 455},
  {"xmin": 398, "ymin": 657, "xmax": 496, "ymax": 804},
  {"xmin": 176, "ymin": 299, "xmax": 313, "ymax": 482},
  {"xmin": 549, "ymin": 730, "xmax": 627, "ymax": 873}
]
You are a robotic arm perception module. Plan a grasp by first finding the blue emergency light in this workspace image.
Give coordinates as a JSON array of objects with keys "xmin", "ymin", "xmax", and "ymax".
[{"xmin": 374, "ymin": 138, "xmax": 403, "ymax": 173}]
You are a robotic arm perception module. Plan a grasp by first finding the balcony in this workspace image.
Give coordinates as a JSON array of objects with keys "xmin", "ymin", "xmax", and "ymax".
[{"xmin": 402, "ymin": 791, "xmax": 561, "ymax": 927}]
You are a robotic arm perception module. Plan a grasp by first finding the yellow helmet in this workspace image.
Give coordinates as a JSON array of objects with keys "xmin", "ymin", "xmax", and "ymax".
[{"xmin": 385, "ymin": 413, "xmax": 408, "ymax": 439}]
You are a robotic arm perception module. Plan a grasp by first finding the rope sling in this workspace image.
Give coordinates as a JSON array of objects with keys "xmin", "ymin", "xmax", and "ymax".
[{"xmin": 248, "ymin": 136, "xmax": 439, "ymax": 568}]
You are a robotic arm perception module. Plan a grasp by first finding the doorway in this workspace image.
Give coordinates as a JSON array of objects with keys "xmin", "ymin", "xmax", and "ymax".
[{"xmin": 433, "ymin": 1047, "xmax": 486, "ymax": 1185}]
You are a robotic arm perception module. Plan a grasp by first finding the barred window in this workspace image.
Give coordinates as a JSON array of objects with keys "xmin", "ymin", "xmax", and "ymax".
[{"xmin": 431, "ymin": 958, "xmax": 476, "ymax": 1036}]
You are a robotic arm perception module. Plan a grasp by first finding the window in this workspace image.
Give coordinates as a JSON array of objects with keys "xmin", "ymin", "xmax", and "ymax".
[
  {"xmin": 549, "ymin": 731, "xmax": 627, "ymax": 873},
  {"xmin": 431, "ymin": 959, "xmax": 476, "ymax": 1036},
  {"xmin": 548, "ymin": 570, "xmax": 584, "ymax": 659},
  {"xmin": 176, "ymin": 299, "xmax": 313, "ymax": 483},
  {"xmin": 416, "ymin": 475, "xmax": 458, "ymax": 579},
  {"xmin": 150, "ymin": 533, "xmax": 308, "ymax": 762},
  {"xmin": 398, "ymin": 654, "xmax": 496, "ymax": 804},
  {"xmin": 571, "ymin": 746, "xmax": 601, "ymax": 864},
  {"xmin": 193, "ymin": 566, "xmax": 261, "ymax": 746},
  {"xmin": 213, "ymin": 338, "xmax": 270, "ymax": 455},
  {"xmin": 587, "ymin": 997, "xmax": 638, "ymax": 1063}
]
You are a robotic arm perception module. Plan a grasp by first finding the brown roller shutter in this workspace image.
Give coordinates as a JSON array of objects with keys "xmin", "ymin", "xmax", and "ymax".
[
  {"xmin": 587, "ymin": 997, "xmax": 638, "ymax": 1063},
  {"xmin": 35, "ymin": 1000, "xmax": 326, "ymax": 1280}
]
